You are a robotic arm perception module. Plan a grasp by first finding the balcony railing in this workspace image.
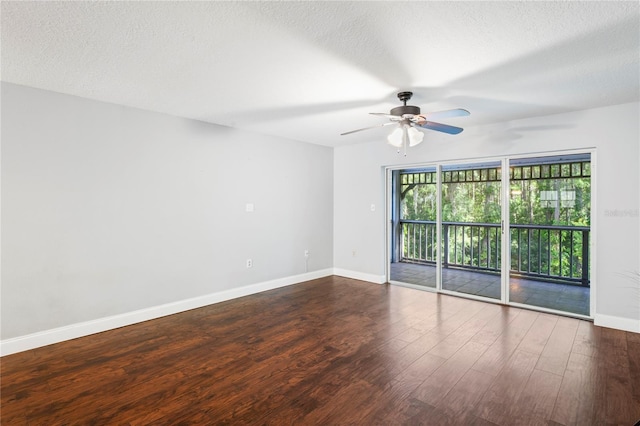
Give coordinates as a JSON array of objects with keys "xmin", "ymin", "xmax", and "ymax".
[{"xmin": 400, "ymin": 220, "xmax": 590, "ymax": 286}]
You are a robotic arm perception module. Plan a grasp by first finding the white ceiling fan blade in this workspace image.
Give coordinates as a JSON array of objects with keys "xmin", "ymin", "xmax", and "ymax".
[{"xmin": 340, "ymin": 121, "xmax": 396, "ymax": 136}]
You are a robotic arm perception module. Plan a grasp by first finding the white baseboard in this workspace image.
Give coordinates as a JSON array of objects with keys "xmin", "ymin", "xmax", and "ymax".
[
  {"xmin": 332, "ymin": 268, "xmax": 386, "ymax": 284},
  {"xmin": 0, "ymin": 268, "xmax": 333, "ymax": 356},
  {"xmin": 594, "ymin": 314, "xmax": 640, "ymax": 333}
]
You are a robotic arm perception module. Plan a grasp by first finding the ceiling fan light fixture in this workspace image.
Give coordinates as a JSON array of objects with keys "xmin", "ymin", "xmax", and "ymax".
[
  {"xmin": 387, "ymin": 126, "xmax": 404, "ymax": 147},
  {"xmin": 388, "ymin": 125, "xmax": 424, "ymax": 148},
  {"xmin": 407, "ymin": 126, "xmax": 424, "ymax": 146}
]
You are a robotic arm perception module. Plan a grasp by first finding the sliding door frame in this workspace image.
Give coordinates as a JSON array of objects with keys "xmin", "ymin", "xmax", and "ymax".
[
  {"xmin": 436, "ymin": 156, "xmax": 507, "ymax": 305},
  {"xmin": 502, "ymin": 150, "xmax": 596, "ymax": 319},
  {"xmin": 386, "ymin": 163, "xmax": 441, "ymax": 292},
  {"xmin": 385, "ymin": 148, "xmax": 595, "ymax": 319}
]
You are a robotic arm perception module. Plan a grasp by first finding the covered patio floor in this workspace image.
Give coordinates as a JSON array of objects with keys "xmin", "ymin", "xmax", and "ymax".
[{"xmin": 390, "ymin": 261, "xmax": 590, "ymax": 316}]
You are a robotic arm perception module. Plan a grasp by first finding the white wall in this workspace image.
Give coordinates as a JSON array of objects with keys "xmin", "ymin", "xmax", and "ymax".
[
  {"xmin": 334, "ymin": 102, "xmax": 640, "ymax": 330},
  {"xmin": 1, "ymin": 82, "xmax": 334, "ymax": 341}
]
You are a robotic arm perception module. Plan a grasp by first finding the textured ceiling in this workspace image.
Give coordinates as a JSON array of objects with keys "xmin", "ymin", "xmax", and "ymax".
[{"xmin": 2, "ymin": 1, "xmax": 639, "ymax": 147}]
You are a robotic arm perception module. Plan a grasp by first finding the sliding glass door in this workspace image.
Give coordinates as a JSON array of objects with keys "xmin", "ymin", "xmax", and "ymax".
[
  {"xmin": 387, "ymin": 151, "xmax": 592, "ymax": 318},
  {"xmin": 389, "ymin": 167, "xmax": 438, "ymax": 288},
  {"xmin": 440, "ymin": 161, "xmax": 503, "ymax": 300},
  {"xmin": 507, "ymin": 154, "xmax": 591, "ymax": 316}
]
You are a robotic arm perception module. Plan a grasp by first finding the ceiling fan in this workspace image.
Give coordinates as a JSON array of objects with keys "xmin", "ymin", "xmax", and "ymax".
[{"xmin": 341, "ymin": 91, "xmax": 470, "ymax": 154}]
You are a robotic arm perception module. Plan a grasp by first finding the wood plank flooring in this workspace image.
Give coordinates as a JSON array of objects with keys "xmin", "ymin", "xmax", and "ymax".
[{"xmin": 2, "ymin": 276, "xmax": 639, "ymax": 425}]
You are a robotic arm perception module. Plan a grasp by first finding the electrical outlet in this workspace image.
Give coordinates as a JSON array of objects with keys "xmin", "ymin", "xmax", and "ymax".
[
  {"xmin": 246, "ymin": 259, "xmax": 253, "ymax": 268},
  {"xmin": 304, "ymin": 250, "xmax": 309, "ymax": 258},
  {"xmin": 352, "ymin": 250, "xmax": 356, "ymax": 257}
]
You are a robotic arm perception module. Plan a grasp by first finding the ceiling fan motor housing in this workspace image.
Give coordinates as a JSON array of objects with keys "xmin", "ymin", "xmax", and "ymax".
[{"xmin": 390, "ymin": 105, "xmax": 421, "ymax": 116}]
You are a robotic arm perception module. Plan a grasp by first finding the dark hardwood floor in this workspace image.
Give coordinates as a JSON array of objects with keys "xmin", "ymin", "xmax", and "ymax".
[{"xmin": 2, "ymin": 276, "xmax": 639, "ymax": 425}]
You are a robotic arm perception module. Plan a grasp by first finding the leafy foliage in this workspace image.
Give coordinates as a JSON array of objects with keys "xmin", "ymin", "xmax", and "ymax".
[{"xmin": 398, "ymin": 162, "xmax": 591, "ymax": 284}]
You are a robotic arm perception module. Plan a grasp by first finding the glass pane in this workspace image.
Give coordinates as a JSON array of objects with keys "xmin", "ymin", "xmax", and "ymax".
[
  {"xmin": 509, "ymin": 153, "xmax": 591, "ymax": 316},
  {"xmin": 441, "ymin": 161, "xmax": 502, "ymax": 299},
  {"xmin": 390, "ymin": 167, "xmax": 438, "ymax": 288}
]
